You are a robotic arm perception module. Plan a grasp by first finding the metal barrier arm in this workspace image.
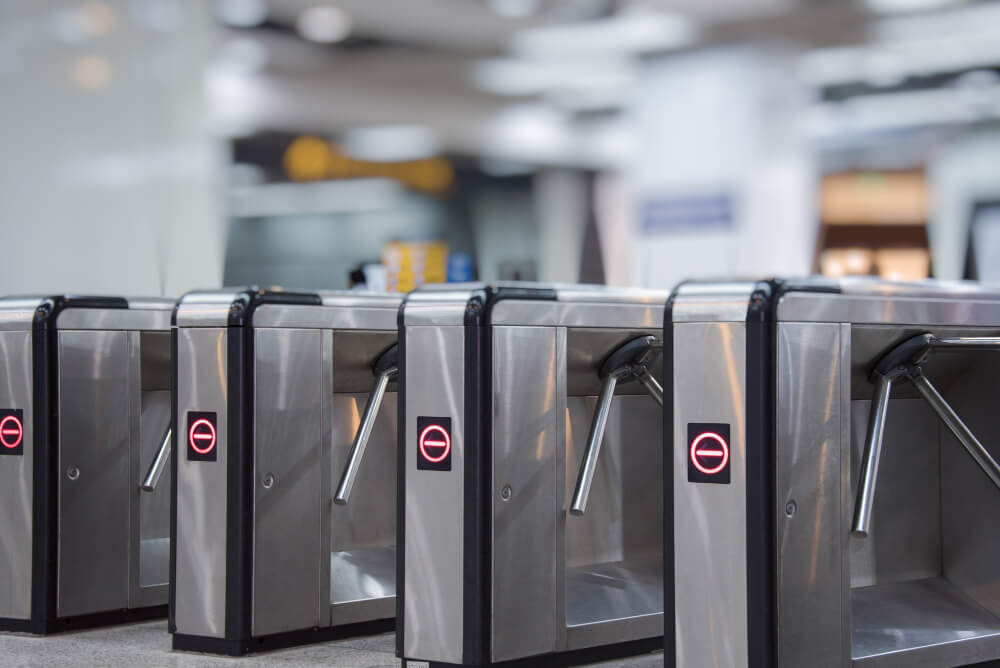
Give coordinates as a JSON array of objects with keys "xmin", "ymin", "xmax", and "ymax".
[
  {"xmin": 334, "ymin": 344, "xmax": 398, "ymax": 506},
  {"xmin": 141, "ymin": 426, "xmax": 172, "ymax": 492},
  {"xmin": 852, "ymin": 333, "xmax": 1000, "ymax": 538},
  {"xmin": 570, "ymin": 335, "xmax": 663, "ymax": 516}
]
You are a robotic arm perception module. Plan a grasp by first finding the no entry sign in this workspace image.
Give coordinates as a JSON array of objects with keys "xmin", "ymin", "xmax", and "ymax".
[
  {"xmin": 0, "ymin": 409, "xmax": 24, "ymax": 456},
  {"xmin": 688, "ymin": 423, "xmax": 730, "ymax": 484},
  {"xmin": 417, "ymin": 416, "xmax": 451, "ymax": 471},
  {"xmin": 187, "ymin": 411, "xmax": 218, "ymax": 461}
]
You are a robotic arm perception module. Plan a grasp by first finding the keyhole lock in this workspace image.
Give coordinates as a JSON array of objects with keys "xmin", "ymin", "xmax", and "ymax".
[
  {"xmin": 785, "ymin": 500, "xmax": 797, "ymax": 518},
  {"xmin": 66, "ymin": 467, "xmax": 80, "ymax": 481},
  {"xmin": 500, "ymin": 485, "xmax": 512, "ymax": 501},
  {"xmin": 262, "ymin": 473, "xmax": 275, "ymax": 489}
]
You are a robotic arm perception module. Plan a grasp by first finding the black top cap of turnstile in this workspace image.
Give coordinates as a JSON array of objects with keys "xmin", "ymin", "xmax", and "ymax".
[{"xmin": 33, "ymin": 295, "xmax": 129, "ymax": 325}]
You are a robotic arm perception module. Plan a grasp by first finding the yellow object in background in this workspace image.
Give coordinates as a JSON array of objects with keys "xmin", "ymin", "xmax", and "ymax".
[{"xmin": 382, "ymin": 241, "xmax": 449, "ymax": 292}]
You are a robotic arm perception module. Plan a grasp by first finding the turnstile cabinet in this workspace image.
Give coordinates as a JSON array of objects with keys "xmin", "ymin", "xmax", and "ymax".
[
  {"xmin": 667, "ymin": 279, "xmax": 1000, "ymax": 668},
  {"xmin": 399, "ymin": 284, "xmax": 667, "ymax": 667},
  {"xmin": 0, "ymin": 296, "xmax": 174, "ymax": 633},
  {"xmin": 171, "ymin": 289, "xmax": 400, "ymax": 656}
]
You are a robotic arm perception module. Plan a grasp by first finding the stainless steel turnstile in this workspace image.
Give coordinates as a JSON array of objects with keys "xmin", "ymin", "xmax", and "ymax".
[
  {"xmin": 399, "ymin": 283, "xmax": 667, "ymax": 666},
  {"xmin": 171, "ymin": 289, "xmax": 400, "ymax": 655},
  {"xmin": 0, "ymin": 295, "xmax": 174, "ymax": 633},
  {"xmin": 667, "ymin": 279, "xmax": 1000, "ymax": 668}
]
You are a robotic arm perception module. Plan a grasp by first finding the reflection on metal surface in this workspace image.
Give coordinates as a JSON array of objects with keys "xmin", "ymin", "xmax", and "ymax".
[
  {"xmin": 852, "ymin": 374, "xmax": 893, "ymax": 538},
  {"xmin": 565, "ymin": 555, "xmax": 662, "ymax": 629},
  {"xmin": 852, "ymin": 577, "xmax": 1000, "ymax": 666},
  {"xmin": 329, "ymin": 547, "xmax": 395, "ymax": 605}
]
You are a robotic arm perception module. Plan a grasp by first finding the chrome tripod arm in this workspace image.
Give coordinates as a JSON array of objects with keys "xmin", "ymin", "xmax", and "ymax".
[
  {"xmin": 852, "ymin": 333, "xmax": 1000, "ymax": 538},
  {"xmin": 334, "ymin": 344, "xmax": 399, "ymax": 506},
  {"xmin": 570, "ymin": 335, "xmax": 663, "ymax": 516},
  {"xmin": 141, "ymin": 426, "xmax": 172, "ymax": 492}
]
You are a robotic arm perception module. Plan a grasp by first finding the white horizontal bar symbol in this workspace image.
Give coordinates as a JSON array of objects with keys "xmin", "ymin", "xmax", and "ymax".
[
  {"xmin": 423, "ymin": 440, "xmax": 447, "ymax": 447},
  {"xmin": 192, "ymin": 433, "xmax": 213, "ymax": 440},
  {"xmin": 1, "ymin": 429, "xmax": 19, "ymax": 435},
  {"xmin": 696, "ymin": 449, "xmax": 724, "ymax": 457}
]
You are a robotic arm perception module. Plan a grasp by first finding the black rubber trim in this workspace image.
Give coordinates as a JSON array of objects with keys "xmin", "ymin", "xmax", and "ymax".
[
  {"xmin": 167, "ymin": 313, "xmax": 179, "ymax": 633},
  {"xmin": 395, "ymin": 300, "xmax": 407, "ymax": 658},
  {"xmin": 661, "ymin": 287, "xmax": 678, "ymax": 668},
  {"xmin": 745, "ymin": 281, "xmax": 777, "ymax": 668},
  {"xmin": 225, "ymin": 300, "xmax": 254, "ymax": 642},
  {"xmin": 374, "ymin": 343, "xmax": 399, "ymax": 375},
  {"xmin": 0, "ymin": 605, "xmax": 167, "ymax": 635},
  {"xmin": 771, "ymin": 278, "xmax": 842, "ymax": 297},
  {"xmin": 870, "ymin": 332, "xmax": 933, "ymax": 379},
  {"xmin": 462, "ymin": 294, "xmax": 487, "ymax": 665},
  {"xmin": 410, "ymin": 636, "xmax": 662, "ymax": 668},
  {"xmin": 174, "ymin": 617, "xmax": 394, "ymax": 657},
  {"xmin": 30, "ymin": 300, "xmax": 57, "ymax": 633}
]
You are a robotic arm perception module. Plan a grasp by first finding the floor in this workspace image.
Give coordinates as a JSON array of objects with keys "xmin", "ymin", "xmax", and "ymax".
[{"xmin": 0, "ymin": 622, "xmax": 664, "ymax": 667}]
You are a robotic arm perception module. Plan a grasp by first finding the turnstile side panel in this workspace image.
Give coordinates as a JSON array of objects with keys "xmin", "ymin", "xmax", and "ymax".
[
  {"xmin": 57, "ymin": 330, "xmax": 131, "ymax": 617},
  {"xmin": 775, "ymin": 322, "xmax": 849, "ymax": 668},
  {"xmin": 673, "ymin": 322, "xmax": 748, "ymax": 667},
  {"xmin": 0, "ymin": 330, "xmax": 33, "ymax": 620},
  {"xmin": 175, "ymin": 327, "xmax": 228, "ymax": 638},
  {"xmin": 251, "ymin": 328, "xmax": 326, "ymax": 636},
  {"xmin": 491, "ymin": 326, "xmax": 562, "ymax": 662},
  {"xmin": 403, "ymin": 325, "xmax": 465, "ymax": 664}
]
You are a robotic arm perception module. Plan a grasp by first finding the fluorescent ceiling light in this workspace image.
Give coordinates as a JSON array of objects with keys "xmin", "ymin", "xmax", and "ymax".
[
  {"xmin": 470, "ymin": 57, "xmax": 635, "ymax": 96},
  {"xmin": 510, "ymin": 7, "xmax": 697, "ymax": 56},
  {"xmin": 488, "ymin": 0, "xmax": 541, "ymax": 19},
  {"xmin": 341, "ymin": 125, "xmax": 440, "ymax": 162},
  {"xmin": 296, "ymin": 5, "xmax": 352, "ymax": 43},
  {"xmin": 865, "ymin": 0, "xmax": 964, "ymax": 14}
]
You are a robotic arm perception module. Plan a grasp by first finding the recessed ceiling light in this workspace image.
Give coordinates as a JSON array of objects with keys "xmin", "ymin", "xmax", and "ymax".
[
  {"xmin": 487, "ymin": 0, "xmax": 541, "ymax": 19},
  {"xmin": 213, "ymin": 0, "xmax": 268, "ymax": 28},
  {"xmin": 296, "ymin": 5, "xmax": 352, "ymax": 43}
]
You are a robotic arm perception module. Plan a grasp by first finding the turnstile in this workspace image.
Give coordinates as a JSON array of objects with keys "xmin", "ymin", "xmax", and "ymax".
[
  {"xmin": 0, "ymin": 295, "xmax": 174, "ymax": 633},
  {"xmin": 399, "ymin": 283, "xmax": 667, "ymax": 666},
  {"xmin": 171, "ymin": 288, "xmax": 400, "ymax": 655},
  {"xmin": 667, "ymin": 279, "xmax": 1000, "ymax": 668}
]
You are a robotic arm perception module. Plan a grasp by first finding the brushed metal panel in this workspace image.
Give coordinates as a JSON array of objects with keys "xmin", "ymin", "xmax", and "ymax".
[
  {"xmin": 775, "ymin": 322, "xmax": 848, "ymax": 668},
  {"xmin": 403, "ymin": 324, "xmax": 465, "ymax": 663},
  {"xmin": 138, "ymin": 390, "xmax": 171, "ymax": 591},
  {"xmin": 777, "ymin": 293, "xmax": 1000, "ymax": 327},
  {"xmin": 57, "ymin": 330, "xmax": 131, "ymax": 617},
  {"xmin": 848, "ymin": 399, "xmax": 940, "ymax": 588},
  {"xmin": 0, "ymin": 298, "xmax": 45, "ymax": 331},
  {"xmin": 330, "ymin": 392, "xmax": 397, "ymax": 600},
  {"xmin": 252, "ymin": 304, "xmax": 399, "ymax": 330},
  {"xmin": 175, "ymin": 327, "xmax": 228, "ymax": 638},
  {"xmin": 673, "ymin": 321, "xmax": 748, "ymax": 668},
  {"xmin": 252, "ymin": 328, "xmax": 326, "ymax": 636},
  {"xmin": 939, "ymin": 355, "xmax": 1000, "ymax": 619},
  {"xmin": 491, "ymin": 326, "xmax": 561, "ymax": 662},
  {"xmin": 0, "ymin": 330, "xmax": 33, "ymax": 619},
  {"xmin": 489, "ymin": 301, "xmax": 664, "ymax": 329},
  {"xmin": 56, "ymin": 308, "xmax": 170, "ymax": 331}
]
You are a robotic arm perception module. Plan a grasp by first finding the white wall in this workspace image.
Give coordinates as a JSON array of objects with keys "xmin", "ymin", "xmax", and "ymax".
[
  {"xmin": 630, "ymin": 47, "xmax": 816, "ymax": 290},
  {"xmin": 927, "ymin": 128, "xmax": 1000, "ymax": 280},
  {"xmin": 0, "ymin": 1, "xmax": 224, "ymax": 298}
]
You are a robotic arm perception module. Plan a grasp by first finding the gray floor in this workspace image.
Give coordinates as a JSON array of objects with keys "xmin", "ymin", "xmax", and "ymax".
[{"xmin": 0, "ymin": 622, "xmax": 663, "ymax": 667}]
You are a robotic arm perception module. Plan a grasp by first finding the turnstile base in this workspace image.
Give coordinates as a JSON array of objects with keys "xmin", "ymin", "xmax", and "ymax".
[
  {"xmin": 0, "ymin": 604, "xmax": 167, "ymax": 635},
  {"xmin": 404, "ymin": 636, "xmax": 662, "ymax": 668},
  {"xmin": 853, "ymin": 576, "xmax": 1000, "ymax": 667},
  {"xmin": 171, "ymin": 616, "xmax": 395, "ymax": 656}
]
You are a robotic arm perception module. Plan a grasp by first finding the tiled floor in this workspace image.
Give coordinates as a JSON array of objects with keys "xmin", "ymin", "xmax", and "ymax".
[{"xmin": 0, "ymin": 622, "xmax": 663, "ymax": 667}]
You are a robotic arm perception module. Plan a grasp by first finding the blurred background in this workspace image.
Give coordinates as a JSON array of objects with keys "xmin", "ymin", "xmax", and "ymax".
[{"xmin": 3, "ymin": 0, "xmax": 1000, "ymax": 295}]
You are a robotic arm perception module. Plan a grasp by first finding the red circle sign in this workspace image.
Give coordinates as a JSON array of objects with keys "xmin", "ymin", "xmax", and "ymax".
[
  {"xmin": 418, "ymin": 424, "xmax": 451, "ymax": 463},
  {"xmin": 0, "ymin": 415, "xmax": 23, "ymax": 449},
  {"xmin": 690, "ymin": 431, "xmax": 729, "ymax": 475},
  {"xmin": 188, "ymin": 418, "xmax": 217, "ymax": 455}
]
